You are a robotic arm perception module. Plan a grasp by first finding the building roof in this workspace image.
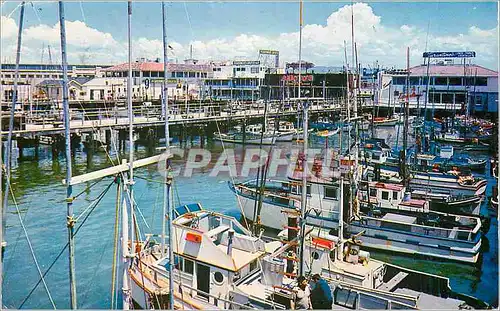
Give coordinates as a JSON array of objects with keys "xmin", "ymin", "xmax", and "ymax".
[
  {"xmin": 408, "ymin": 64, "xmax": 498, "ymax": 77},
  {"xmin": 37, "ymin": 76, "xmax": 93, "ymax": 87},
  {"xmin": 104, "ymin": 61, "xmax": 212, "ymax": 72},
  {"xmin": 1, "ymin": 64, "xmax": 111, "ymax": 71}
]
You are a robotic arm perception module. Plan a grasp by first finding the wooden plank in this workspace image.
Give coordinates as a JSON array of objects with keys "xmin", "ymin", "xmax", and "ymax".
[{"xmin": 63, "ymin": 153, "xmax": 169, "ymax": 185}]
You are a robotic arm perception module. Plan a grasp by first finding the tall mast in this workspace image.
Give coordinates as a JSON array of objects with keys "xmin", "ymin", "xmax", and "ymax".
[
  {"xmin": 2, "ymin": 2, "xmax": 25, "ymax": 261},
  {"xmin": 402, "ymin": 47, "xmax": 410, "ymax": 186},
  {"xmin": 343, "ymin": 41, "xmax": 350, "ymax": 155},
  {"xmin": 58, "ymin": 1, "xmax": 77, "ymax": 308},
  {"xmin": 122, "ymin": 1, "xmax": 134, "ymax": 309},
  {"xmin": 298, "ymin": 0, "xmax": 308, "ymax": 276},
  {"xmin": 161, "ymin": 2, "xmax": 175, "ymax": 309},
  {"xmin": 127, "ymin": 0, "xmax": 135, "ymax": 250}
]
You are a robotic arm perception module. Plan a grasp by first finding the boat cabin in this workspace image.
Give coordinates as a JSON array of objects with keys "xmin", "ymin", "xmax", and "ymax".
[{"xmin": 360, "ymin": 182, "xmax": 430, "ymax": 213}]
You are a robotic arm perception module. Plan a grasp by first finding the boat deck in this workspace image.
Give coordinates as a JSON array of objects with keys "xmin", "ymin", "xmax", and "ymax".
[{"xmin": 395, "ymin": 288, "xmax": 466, "ymax": 309}]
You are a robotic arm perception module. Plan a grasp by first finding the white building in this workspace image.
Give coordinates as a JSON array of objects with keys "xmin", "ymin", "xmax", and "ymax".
[
  {"xmin": 0, "ymin": 63, "xmax": 109, "ymax": 104},
  {"xmin": 378, "ymin": 62, "xmax": 498, "ymax": 113}
]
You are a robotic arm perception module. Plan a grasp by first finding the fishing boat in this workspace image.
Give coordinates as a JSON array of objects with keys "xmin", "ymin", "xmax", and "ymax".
[
  {"xmin": 408, "ymin": 170, "xmax": 487, "ymax": 197},
  {"xmin": 310, "ymin": 116, "xmax": 335, "ymax": 130},
  {"xmin": 213, "ymin": 124, "xmax": 276, "ymax": 145},
  {"xmin": 360, "ymin": 181, "xmax": 482, "ymax": 216},
  {"xmin": 230, "ymin": 160, "xmax": 483, "ymax": 263},
  {"xmin": 411, "ymin": 190, "xmax": 482, "ymax": 216},
  {"xmin": 373, "ymin": 117, "xmax": 398, "ymax": 127},
  {"xmin": 415, "ymin": 146, "xmax": 487, "ymax": 172},
  {"xmin": 126, "ymin": 204, "xmax": 487, "ymax": 309}
]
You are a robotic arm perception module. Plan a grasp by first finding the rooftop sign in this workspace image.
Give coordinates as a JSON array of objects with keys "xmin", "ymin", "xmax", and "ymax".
[
  {"xmin": 423, "ymin": 51, "xmax": 476, "ymax": 58},
  {"xmin": 232, "ymin": 60, "xmax": 260, "ymax": 66},
  {"xmin": 259, "ymin": 49, "xmax": 279, "ymax": 56}
]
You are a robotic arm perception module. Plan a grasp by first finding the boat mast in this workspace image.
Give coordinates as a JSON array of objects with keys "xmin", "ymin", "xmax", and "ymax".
[
  {"xmin": 402, "ymin": 47, "xmax": 410, "ymax": 186},
  {"xmin": 2, "ymin": 1, "xmax": 25, "ymax": 261},
  {"xmin": 122, "ymin": 1, "xmax": 133, "ymax": 309},
  {"xmin": 58, "ymin": 1, "xmax": 77, "ymax": 308},
  {"xmin": 161, "ymin": 2, "xmax": 174, "ymax": 308},
  {"xmin": 298, "ymin": 0, "xmax": 308, "ymax": 276}
]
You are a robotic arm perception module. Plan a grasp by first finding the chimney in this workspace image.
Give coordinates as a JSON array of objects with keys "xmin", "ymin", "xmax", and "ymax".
[{"xmin": 227, "ymin": 229, "xmax": 235, "ymax": 256}]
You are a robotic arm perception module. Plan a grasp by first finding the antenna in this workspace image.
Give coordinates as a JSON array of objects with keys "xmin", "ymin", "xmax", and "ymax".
[
  {"xmin": 190, "ymin": 44, "xmax": 193, "ymax": 59},
  {"xmin": 48, "ymin": 44, "xmax": 53, "ymax": 64},
  {"xmin": 41, "ymin": 43, "xmax": 45, "ymax": 63}
]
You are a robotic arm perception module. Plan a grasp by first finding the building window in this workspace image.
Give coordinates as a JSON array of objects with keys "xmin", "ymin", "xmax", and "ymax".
[
  {"xmin": 393, "ymin": 191, "xmax": 398, "ymax": 200},
  {"xmin": 189, "ymin": 72, "xmax": 195, "ymax": 78},
  {"xmin": 392, "ymin": 77, "xmax": 405, "ymax": 85},
  {"xmin": 324, "ymin": 187, "xmax": 338, "ymax": 199},
  {"xmin": 434, "ymin": 77, "xmax": 447, "ymax": 85},
  {"xmin": 448, "ymin": 77, "xmax": 462, "ymax": 86},
  {"xmin": 455, "ymin": 93, "xmax": 465, "ymax": 104},
  {"xmin": 202, "ymin": 73, "xmax": 207, "ymax": 78},
  {"xmin": 369, "ymin": 188, "xmax": 377, "ymax": 197},
  {"xmin": 475, "ymin": 77, "xmax": 487, "ymax": 86},
  {"xmin": 442, "ymin": 93, "xmax": 453, "ymax": 103},
  {"xmin": 381, "ymin": 191, "xmax": 389, "ymax": 200},
  {"xmin": 251, "ymin": 67, "xmax": 259, "ymax": 74}
]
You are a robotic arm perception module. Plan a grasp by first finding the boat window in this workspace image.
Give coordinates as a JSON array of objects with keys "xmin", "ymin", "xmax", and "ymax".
[
  {"xmin": 311, "ymin": 251, "xmax": 320, "ymax": 260},
  {"xmin": 324, "ymin": 187, "xmax": 338, "ymax": 199},
  {"xmin": 250, "ymin": 260, "xmax": 258, "ymax": 272},
  {"xmin": 184, "ymin": 259, "xmax": 194, "ymax": 274},
  {"xmin": 334, "ymin": 287, "xmax": 357, "ymax": 309},
  {"xmin": 296, "ymin": 185, "xmax": 311, "ymax": 195},
  {"xmin": 329, "ymin": 250, "xmax": 336, "ymax": 262},
  {"xmin": 393, "ymin": 191, "xmax": 398, "ymax": 200},
  {"xmin": 174, "ymin": 255, "xmax": 184, "ymax": 270},
  {"xmin": 369, "ymin": 189, "xmax": 377, "ymax": 197},
  {"xmin": 213, "ymin": 271, "xmax": 224, "ymax": 285},
  {"xmin": 381, "ymin": 191, "xmax": 389, "ymax": 200}
]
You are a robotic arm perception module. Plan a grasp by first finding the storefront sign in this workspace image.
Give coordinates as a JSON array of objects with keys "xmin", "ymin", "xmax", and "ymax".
[{"xmin": 281, "ymin": 74, "xmax": 313, "ymax": 85}]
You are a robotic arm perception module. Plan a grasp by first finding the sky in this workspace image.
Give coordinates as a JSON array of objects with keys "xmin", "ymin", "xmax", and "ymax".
[{"xmin": 1, "ymin": 1, "xmax": 498, "ymax": 69}]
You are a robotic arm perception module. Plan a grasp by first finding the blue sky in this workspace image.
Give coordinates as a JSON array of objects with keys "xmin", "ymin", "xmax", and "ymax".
[{"xmin": 1, "ymin": 1, "xmax": 498, "ymax": 68}]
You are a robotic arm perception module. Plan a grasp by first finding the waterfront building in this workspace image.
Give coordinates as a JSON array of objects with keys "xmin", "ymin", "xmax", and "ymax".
[
  {"xmin": 0, "ymin": 63, "xmax": 109, "ymax": 105},
  {"xmin": 204, "ymin": 60, "xmax": 271, "ymax": 101},
  {"xmin": 260, "ymin": 72, "xmax": 347, "ymax": 100},
  {"xmin": 377, "ymin": 60, "xmax": 498, "ymax": 114}
]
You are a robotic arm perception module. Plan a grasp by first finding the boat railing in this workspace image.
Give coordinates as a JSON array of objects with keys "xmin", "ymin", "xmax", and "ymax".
[
  {"xmin": 325, "ymin": 278, "xmax": 418, "ymax": 309},
  {"xmin": 362, "ymin": 216, "xmax": 478, "ymax": 242},
  {"xmin": 139, "ymin": 259, "xmax": 258, "ymax": 310}
]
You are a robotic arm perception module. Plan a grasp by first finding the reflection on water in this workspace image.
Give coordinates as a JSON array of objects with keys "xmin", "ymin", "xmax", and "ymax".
[{"xmin": 2, "ymin": 125, "xmax": 498, "ymax": 308}]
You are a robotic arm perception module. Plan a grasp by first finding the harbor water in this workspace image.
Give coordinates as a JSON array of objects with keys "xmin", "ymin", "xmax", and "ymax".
[{"xmin": 2, "ymin": 126, "xmax": 498, "ymax": 309}]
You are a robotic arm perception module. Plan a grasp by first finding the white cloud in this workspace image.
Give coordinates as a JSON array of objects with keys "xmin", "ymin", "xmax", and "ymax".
[
  {"xmin": 1, "ymin": 15, "xmax": 17, "ymax": 39},
  {"xmin": 0, "ymin": 2, "xmax": 497, "ymax": 69},
  {"xmin": 24, "ymin": 20, "xmax": 118, "ymax": 48}
]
